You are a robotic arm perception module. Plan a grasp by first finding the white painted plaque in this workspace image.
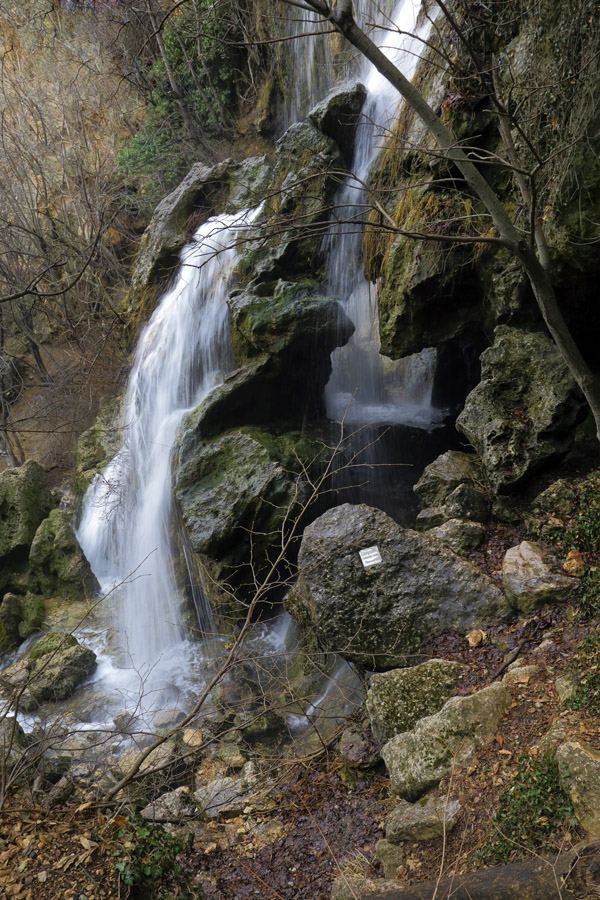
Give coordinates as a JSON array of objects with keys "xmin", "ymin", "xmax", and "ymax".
[{"xmin": 359, "ymin": 545, "xmax": 382, "ymax": 569}]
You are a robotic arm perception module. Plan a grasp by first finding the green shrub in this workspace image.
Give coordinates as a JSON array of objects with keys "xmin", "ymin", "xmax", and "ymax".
[
  {"xmin": 117, "ymin": 1, "xmax": 243, "ymax": 211},
  {"xmin": 112, "ymin": 813, "xmax": 202, "ymax": 899},
  {"xmin": 478, "ymin": 752, "xmax": 576, "ymax": 866}
]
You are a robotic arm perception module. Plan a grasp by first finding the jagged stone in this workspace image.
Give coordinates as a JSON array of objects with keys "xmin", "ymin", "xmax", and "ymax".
[
  {"xmin": 375, "ymin": 839, "xmax": 404, "ymax": 879},
  {"xmin": 141, "ymin": 786, "xmax": 199, "ymax": 823},
  {"xmin": 0, "ymin": 633, "xmax": 96, "ymax": 711},
  {"xmin": 129, "ymin": 156, "xmax": 273, "ymax": 310},
  {"xmin": 194, "ymin": 775, "xmax": 246, "ymax": 819},
  {"xmin": 381, "ymin": 682, "xmax": 511, "ymax": 800},
  {"xmin": 386, "ymin": 796, "xmax": 461, "ymax": 842},
  {"xmin": 555, "ymin": 674, "xmax": 578, "ymax": 705},
  {"xmin": 502, "ymin": 541, "xmax": 577, "ymax": 613},
  {"xmin": 238, "ymin": 121, "xmax": 344, "ymax": 282},
  {"xmin": 286, "ymin": 504, "xmax": 506, "ymax": 670},
  {"xmin": 427, "ymin": 519, "xmax": 486, "ymax": 553},
  {"xmin": 414, "ymin": 451, "xmax": 484, "ymax": 508},
  {"xmin": 556, "ymin": 741, "xmax": 600, "ymax": 838},
  {"xmin": 174, "ymin": 428, "xmax": 298, "ymax": 572},
  {"xmin": 308, "ymin": 81, "xmax": 367, "ymax": 160},
  {"xmin": 457, "ymin": 327, "xmax": 587, "ymax": 493},
  {"xmin": 28, "ymin": 509, "xmax": 99, "ymax": 601},
  {"xmin": 367, "ymin": 659, "xmax": 467, "ymax": 745}
]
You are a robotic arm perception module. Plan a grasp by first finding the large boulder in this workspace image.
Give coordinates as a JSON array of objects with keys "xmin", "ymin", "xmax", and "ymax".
[
  {"xmin": 238, "ymin": 121, "xmax": 344, "ymax": 282},
  {"xmin": 28, "ymin": 509, "xmax": 99, "ymax": 601},
  {"xmin": 0, "ymin": 632, "xmax": 96, "ymax": 711},
  {"xmin": 414, "ymin": 451, "xmax": 490, "ymax": 533},
  {"xmin": 129, "ymin": 156, "xmax": 273, "ymax": 311},
  {"xmin": 381, "ymin": 682, "xmax": 511, "ymax": 800},
  {"xmin": 286, "ymin": 504, "xmax": 506, "ymax": 670},
  {"xmin": 502, "ymin": 541, "xmax": 577, "ymax": 613},
  {"xmin": 366, "ymin": 659, "xmax": 467, "ymax": 745},
  {"xmin": 0, "ymin": 461, "xmax": 55, "ymax": 563},
  {"xmin": 456, "ymin": 327, "xmax": 587, "ymax": 493}
]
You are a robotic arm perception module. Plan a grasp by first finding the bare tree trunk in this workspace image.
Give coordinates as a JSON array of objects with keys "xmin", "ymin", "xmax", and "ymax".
[
  {"xmin": 359, "ymin": 842, "xmax": 600, "ymax": 899},
  {"xmin": 292, "ymin": 0, "xmax": 600, "ymax": 440}
]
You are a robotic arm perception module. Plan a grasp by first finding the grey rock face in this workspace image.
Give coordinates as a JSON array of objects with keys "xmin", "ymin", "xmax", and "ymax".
[
  {"xmin": 381, "ymin": 682, "xmax": 511, "ymax": 800},
  {"xmin": 427, "ymin": 519, "xmax": 486, "ymax": 554},
  {"xmin": 174, "ymin": 429, "xmax": 296, "ymax": 567},
  {"xmin": 286, "ymin": 504, "xmax": 506, "ymax": 669},
  {"xmin": 367, "ymin": 659, "xmax": 467, "ymax": 745},
  {"xmin": 194, "ymin": 775, "xmax": 246, "ymax": 819},
  {"xmin": 238, "ymin": 122, "xmax": 344, "ymax": 281},
  {"xmin": 457, "ymin": 327, "xmax": 587, "ymax": 493},
  {"xmin": 414, "ymin": 451, "xmax": 484, "ymax": 509}
]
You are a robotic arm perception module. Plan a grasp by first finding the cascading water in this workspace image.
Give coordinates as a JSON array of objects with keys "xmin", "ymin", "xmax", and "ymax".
[
  {"xmin": 324, "ymin": 0, "xmax": 439, "ymax": 430},
  {"xmin": 70, "ymin": 0, "xmax": 439, "ymax": 724},
  {"xmin": 77, "ymin": 212, "xmax": 252, "ymax": 700}
]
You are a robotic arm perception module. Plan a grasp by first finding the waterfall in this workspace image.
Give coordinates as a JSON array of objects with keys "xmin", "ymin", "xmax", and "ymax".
[
  {"xmin": 324, "ymin": 0, "xmax": 439, "ymax": 429},
  {"xmin": 73, "ymin": 0, "xmax": 437, "ymax": 714},
  {"xmin": 77, "ymin": 212, "xmax": 251, "ymax": 690}
]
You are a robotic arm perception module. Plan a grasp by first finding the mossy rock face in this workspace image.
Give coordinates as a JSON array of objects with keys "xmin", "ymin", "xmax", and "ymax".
[
  {"xmin": 174, "ymin": 427, "xmax": 307, "ymax": 578},
  {"xmin": 19, "ymin": 593, "xmax": 45, "ymax": 640},
  {"xmin": 0, "ymin": 591, "xmax": 45, "ymax": 656},
  {"xmin": 0, "ymin": 593, "xmax": 23, "ymax": 654},
  {"xmin": 0, "ymin": 461, "xmax": 55, "ymax": 561},
  {"xmin": 74, "ymin": 396, "xmax": 122, "ymax": 495},
  {"xmin": 367, "ymin": 659, "xmax": 468, "ymax": 745},
  {"xmin": 238, "ymin": 122, "xmax": 344, "ymax": 282},
  {"xmin": 28, "ymin": 509, "xmax": 99, "ymax": 601},
  {"xmin": 227, "ymin": 280, "xmax": 353, "ymax": 419},
  {"xmin": 378, "ymin": 226, "xmax": 482, "ymax": 359},
  {"xmin": 0, "ymin": 632, "xmax": 96, "ymax": 711},
  {"xmin": 457, "ymin": 326, "xmax": 587, "ymax": 493},
  {"xmin": 28, "ymin": 631, "xmax": 78, "ymax": 660}
]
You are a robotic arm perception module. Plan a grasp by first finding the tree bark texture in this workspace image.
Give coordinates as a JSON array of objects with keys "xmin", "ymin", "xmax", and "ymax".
[{"xmin": 360, "ymin": 842, "xmax": 600, "ymax": 900}]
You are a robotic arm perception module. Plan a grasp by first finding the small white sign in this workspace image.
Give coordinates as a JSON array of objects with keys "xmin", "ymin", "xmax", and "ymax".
[{"xmin": 359, "ymin": 545, "xmax": 382, "ymax": 569}]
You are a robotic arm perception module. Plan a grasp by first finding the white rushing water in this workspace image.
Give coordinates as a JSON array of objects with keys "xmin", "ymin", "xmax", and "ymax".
[
  {"xmin": 77, "ymin": 212, "xmax": 253, "ymax": 695},
  {"xmin": 324, "ymin": 0, "xmax": 442, "ymax": 429}
]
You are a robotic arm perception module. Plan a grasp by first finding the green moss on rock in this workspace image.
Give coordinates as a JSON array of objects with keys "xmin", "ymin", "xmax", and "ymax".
[
  {"xmin": 0, "ymin": 461, "xmax": 55, "ymax": 561},
  {"xmin": 29, "ymin": 509, "xmax": 99, "ymax": 601}
]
